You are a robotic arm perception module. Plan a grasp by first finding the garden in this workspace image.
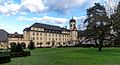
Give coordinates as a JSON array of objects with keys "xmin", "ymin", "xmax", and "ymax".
[{"xmin": 1, "ymin": 47, "xmax": 120, "ymax": 65}]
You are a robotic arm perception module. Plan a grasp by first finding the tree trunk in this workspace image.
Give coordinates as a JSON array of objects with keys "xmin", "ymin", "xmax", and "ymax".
[
  {"xmin": 95, "ymin": 39, "xmax": 98, "ymax": 47},
  {"xmin": 98, "ymin": 39, "xmax": 103, "ymax": 52}
]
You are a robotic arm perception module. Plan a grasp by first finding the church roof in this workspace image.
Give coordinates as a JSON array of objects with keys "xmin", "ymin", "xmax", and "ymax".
[
  {"xmin": 24, "ymin": 23, "xmax": 70, "ymax": 32},
  {"xmin": 31, "ymin": 23, "xmax": 62, "ymax": 31}
]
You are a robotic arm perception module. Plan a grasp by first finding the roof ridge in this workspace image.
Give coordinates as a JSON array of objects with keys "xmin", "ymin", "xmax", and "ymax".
[{"xmin": 34, "ymin": 22, "xmax": 61, "ymax": 28}]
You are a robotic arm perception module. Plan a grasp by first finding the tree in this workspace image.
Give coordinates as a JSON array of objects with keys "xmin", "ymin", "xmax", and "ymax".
[
  {"xmin": 10, "ymin": 42, "xmax": 16, "ymax": 51},
  {"xmin": 110, "ymin": 2, "xmax": 120, "ymax": 46},
  {"xmin": 28, "ymin": 40, "xmax": 35, "ymax": 50},
  {"xmin": 84, "ymin": 3, "xmax": 110, "ymax": 51}
]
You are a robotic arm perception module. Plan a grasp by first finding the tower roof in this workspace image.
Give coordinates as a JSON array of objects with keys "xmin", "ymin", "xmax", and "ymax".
[{"xmin": 69, "ymin": 18, "xmax": 76, "ymax": 23}]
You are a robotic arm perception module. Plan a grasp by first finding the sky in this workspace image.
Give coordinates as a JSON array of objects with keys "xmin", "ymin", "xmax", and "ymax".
[{"xmin": 0, "ymin": 0, "xmax": 119, "ymax": 34}]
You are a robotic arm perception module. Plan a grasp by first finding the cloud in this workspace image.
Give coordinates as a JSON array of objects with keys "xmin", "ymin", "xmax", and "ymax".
[
  {"xmin": 17, "ymin": 16, "xmax": 68, "ymax": 24},
  {"xmin": 21, "ymin": 0, "xmax": 47, "ymax": 12},
  {"xmin": 45, "ymin": 0, "xmax": 87, "ymax": 14},
  {"xmin": 73, "ymin": 16, "xmax": 87, "ymax": 30},
  {"xmin": 0, "ymin": 0, "xmax": 47, "ymax": 15},
  {"xmin": 20, "ymin": 12, "xmax": 28, "ymax": 15},
  {"xmin": 0, "ymin": 0, "xmax": 101, "ymax": 15},
  {"xmin": 0, "ymin": 0, "xmax": 20, "ymax": 15}
]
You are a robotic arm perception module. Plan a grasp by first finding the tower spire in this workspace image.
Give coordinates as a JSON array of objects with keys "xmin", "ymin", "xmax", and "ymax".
[{"xmin": 69, "ymin": 18, "xmax": 77, "ymax": 30}]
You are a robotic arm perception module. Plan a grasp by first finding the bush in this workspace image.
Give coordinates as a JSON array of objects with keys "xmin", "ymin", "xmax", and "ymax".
[
  {"xmin": 10, "ymin": 43, "xmax": 30, "ymax": 58},
  {"xmin": 0, "ymin": 52, "xmax": 11, "ymax": 64},
  {"xmin": 81, "ymin": 44, "xmax": 95, "ymax": 47},
  {"xmin": 28, "ymin": 40, "xmax": 35, "ymax": 50},
  {"xmin": 10, "ymin": 43, "xmax": 23, "ymax": 52},
  {"xmin": 74, "ymin": 43, "xmax": 82, "ymax": 47},
  {"xmin": 10, "ymin": 51, "xmax": 30, "ymax": 58}
]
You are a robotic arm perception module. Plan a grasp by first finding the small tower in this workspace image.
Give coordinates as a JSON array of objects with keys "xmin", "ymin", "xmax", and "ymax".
[
  {"xmin": 69, "ymin": 18, "xmax": 78, "ymax": 46},
  {"xmin": 69, "ymin": 18, "xmax": 77, "ymax": 30}
]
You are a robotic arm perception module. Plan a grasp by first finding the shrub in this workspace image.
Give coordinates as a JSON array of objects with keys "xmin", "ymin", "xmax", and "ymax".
[
  {"xmin": 0, "ymin": 52, "xmax": 11, "ymax": 64},
  {"xmin": 28, "ymin": 40, "xmax": 35, "ymax": 50},
  {"xmin": 10, "ymin": 43, "xmax": 16, "ymax": 52},
  {"xmin": 10, "ymin": 51, "xmax": 30, "ymax": 58},
  {"xmin": 74, "ymin": 43, "xmax": 82, "ymax": 47},
  {"xmin": 10, "ymin": 43, "xmax": 30, "ymax": 58},
  {"xmin": 10, "ymin": 43, "xmax": 23, "ymax": 52},
  {"xmin": 82, "ymin": 44, "xmax": 95, "ymax": 47}
]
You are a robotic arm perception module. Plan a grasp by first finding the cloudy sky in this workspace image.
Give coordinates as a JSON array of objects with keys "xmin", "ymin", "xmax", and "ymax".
[{"xmin": 0, "ymin": 0, "xmax": 119, "ymax": 34}]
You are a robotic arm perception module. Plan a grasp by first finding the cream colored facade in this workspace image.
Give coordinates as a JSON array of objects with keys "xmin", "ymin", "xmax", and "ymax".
[
  {"xmin": 0, "ymin": 18, "xmax": 78, "ymax": 48},
  {"xmin": 23, "ymin": 27, "xmax": 71, "ymax": 47},
  {"xmin": 23, "ymin": 18, "xmax": 78, "ymax": 47},
  {"xmin": 8, "ymin": 37, "xmax": 29, "ymax": 48},
  {"xmin": 0, "ymin": 42, "xmax": 8, "ymax": 49}
]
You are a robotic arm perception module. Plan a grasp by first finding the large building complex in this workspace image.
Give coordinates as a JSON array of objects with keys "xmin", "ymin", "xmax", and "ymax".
[{"xmin": 0, "ymin": 18, "xmax": 78, "ymax": 49}]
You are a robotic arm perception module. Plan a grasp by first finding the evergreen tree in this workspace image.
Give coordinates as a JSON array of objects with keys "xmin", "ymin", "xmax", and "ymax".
[
  {"xmin": 84, "ymin": 3, "xmax": 110, "ymax": 51},
  {"xmin": 28, "ymin": 40, "xmax": 35, "ymax": 50}
]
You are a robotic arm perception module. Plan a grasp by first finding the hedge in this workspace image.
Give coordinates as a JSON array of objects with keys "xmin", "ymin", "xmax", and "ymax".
[
  {"xmin": 10, "ymin": 51, "xmax": 30, "ymax": 58},
  {"xmin": 0, "ymin": 52, "xmax": 11, "ymax": 64}
]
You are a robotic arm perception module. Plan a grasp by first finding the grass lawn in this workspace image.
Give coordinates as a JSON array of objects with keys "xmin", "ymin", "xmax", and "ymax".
[{"xmin": 1, "ymin": 47, "xmax": 120, "ymax": 65}]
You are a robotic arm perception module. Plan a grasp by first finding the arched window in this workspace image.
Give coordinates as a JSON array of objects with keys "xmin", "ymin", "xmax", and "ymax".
[
  {"xmin": 10, "ymin": 42, "xmax": 16, "ymax": 48},
  {"xmin": 21, "ymin": 42, "xmax": 26, "ymax": 48}
]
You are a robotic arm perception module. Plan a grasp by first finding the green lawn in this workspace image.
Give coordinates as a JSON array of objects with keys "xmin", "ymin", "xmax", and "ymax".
[{"xmin": 1, "ymin": 47, "xmax": 120, "ymax": 65}]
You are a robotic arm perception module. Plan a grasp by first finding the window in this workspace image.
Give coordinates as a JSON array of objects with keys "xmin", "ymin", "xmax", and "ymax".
[
  {"xmin": 74, "ymin": 24, "xmax": 75, "ymax": 27},
  {"xmin": 49, "ymin": 34, "xmax": 51, "ymax": 36},
  {"xmin": 56, "ymin": 38, "xmax": 57, "ymax": 41},
  {"xmin": 36, "ymin": 33, "xmax": 39, "ymax": 36},
  {"xmin": 52, "ymin": 38, "xmax": 54, "ymax": 41},
  {"xmin": 31, "ymin": 27, "xmax": 34, "ymax": 30},
  {"xmin": 33, "ymin": 37, "xmax": 35, "ymax": 40},
  {"xmin": 40, "ymin": 33, "xmax": 42, "ymax": 36},
  {"xmin": 45, "ymin": 38, "xmax": 47, "ymax": 40},
  {"xmin": 52, "ymin": 34, "xmax": 54, "ymax": 36},
  {"xmin": 59, "ymin": 38, "xmax": 61, "ymax": 41},
  {"xmin": 49, "ymin": 38, "xmax": 51, "ymax": 40},
  {"xmin": 59, "ymin": 34, "xmax": 61, "ymax": 37},
  {"xmin": 1, "ymin": 45, "xmax": 3, "ymax": 47},
  {"xmin": 45, "ymin": 33, "xmax": 47, "ymax": 36},
  {"xmin": 37, "ymin": 42, "xmax": 39, "ymax": 45},
  {"xmin": 37, "ymin": 28, "xmax": 38, "ymax": 31},
  {"xmin": 37, "ymin": 37, "xmax": 39, "ymax": 40},
  {"xmin": 33, "ymin": 32, "xmax": 35, "ymax": 35},
  {"xmin": 40, "ymin": 37, "xmax": 42, "ymax": 40},
  {"xmin": 56, "ymin": 34, "xmax": 57, "ymax": 37}
]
